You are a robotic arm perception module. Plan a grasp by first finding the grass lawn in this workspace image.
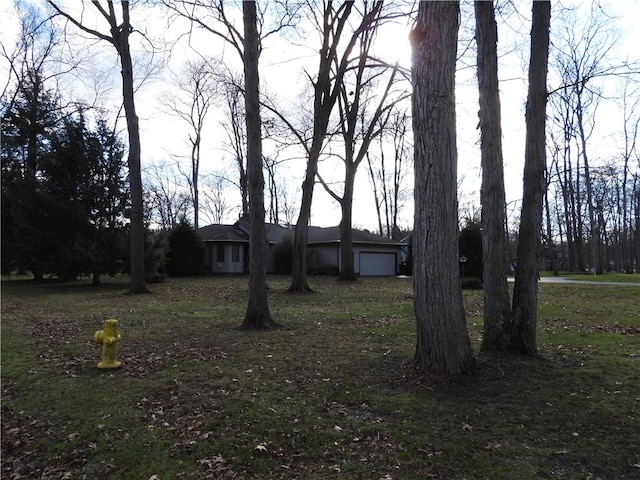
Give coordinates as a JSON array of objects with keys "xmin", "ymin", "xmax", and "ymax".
[
  {"xmin": 539, "ymin": 271, "xmax": 640, "ymax": 283},
  {"xmin": 2, "ymin": 275, "xmax": 639, "ymax": 479},
  {"xmin": 561, "ymin": 272, "xmax": 640, "ymax": 283}
]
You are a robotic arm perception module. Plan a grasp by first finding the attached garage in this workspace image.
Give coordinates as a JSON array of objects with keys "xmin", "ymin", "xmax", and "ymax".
[
  {"xmin": 359, "ymin": 252, "xmax": 397, "ymax": 276},
  {"xmin": 199, "ymin": 222, "xmax": 406, "ymax": 276}
]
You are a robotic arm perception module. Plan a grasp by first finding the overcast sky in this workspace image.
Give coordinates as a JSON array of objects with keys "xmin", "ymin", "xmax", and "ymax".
[{"xmin": 1, "ymin": 0, "xmax": 638, "ymax": 232}]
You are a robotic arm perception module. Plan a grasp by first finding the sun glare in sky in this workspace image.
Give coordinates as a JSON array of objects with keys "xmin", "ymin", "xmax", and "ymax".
[{"xmin": 1, "ymin": 1, "xmax": 638, "ymax": 231}]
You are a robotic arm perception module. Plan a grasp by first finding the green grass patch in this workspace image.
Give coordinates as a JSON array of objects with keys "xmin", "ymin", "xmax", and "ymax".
[
  {"xmin": 2, "ymin": 276, "xmax": 639, "ymax": 479},
  {"xmin": 558, "ymin": 272, "xmax": 640, "ymax": 283}
]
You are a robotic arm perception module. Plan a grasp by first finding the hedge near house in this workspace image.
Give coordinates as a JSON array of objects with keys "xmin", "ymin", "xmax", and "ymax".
[
  {"xmin": 166, "ymin": 221, "xmax": 205, "ymax": 277},
  {"xmin": 273, "ymin": 236, "xmax": 293, "ymax": 274}
]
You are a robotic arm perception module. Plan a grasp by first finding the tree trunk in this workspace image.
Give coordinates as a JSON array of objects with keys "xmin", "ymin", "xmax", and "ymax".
[
  {"xmin": 544, "ymin": 180, "xmax": 559, "ymax": 275},
  {"xmin": 366, "ymin": 151, "xmax": 385, "ymax": 237},
  {"xmin": 511, "ymin": 0, "xmax": 551, "ymax": 356},
  {"xmin": 576, "ymin": 94, "xmax": 600, "ymax": 274},
  {"xmin": 622, "ymin": 156, "xmax": 632, "ymax": 273},
  {"xmin": 474, "ymin": 0, "xmax": 512, "ymax": 352},
  {"xmin": 111, "ymin": 3, "xmax": 147, "ymax": 293},
  {"xmin": 44, "ymin": 1, "xmax": 146, "ymax": 291},
  {"xmin": 192, "ymin": 134, "xmax": 200, "ymax": 230},
  {"xmin": 410, "ymin": 1, "xmax": 474, "ymax": 375},
  {"xmin": 555, "ymin": 156, "xmax": 576, "ymax": 270},
  {"xmin": 289, "ymin": 2, "xmax": 359, "ymax": 293},
  {"xmin": 289, "ymin": 142, "xmax": 320, "ymax": 293},
  {"xmin": 634, "ymin": 177, "xmax": 640, "ymax": 269},
  {"xmin": 553, "ymin": 185, "xmax": 566, "ymax": 271},
  {"xmin": 574, "ymin": 149, "xmax": 587, "ymax": 271},
  {"xmin": 289, "ymin": 86, "xmax": 334, "ymax": 292},
  {"xmin": 240, "ymin": 0, "xmax": 277, "ymax": 330},
  {"xmin": 339, "ymin": 166, "xmax": 356, "ymax": 281}
]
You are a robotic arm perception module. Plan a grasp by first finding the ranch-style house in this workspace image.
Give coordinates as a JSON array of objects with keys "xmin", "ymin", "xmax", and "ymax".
[{"xmin": 197, "ymin": 220, "xmax": 406, "ymax": 276}]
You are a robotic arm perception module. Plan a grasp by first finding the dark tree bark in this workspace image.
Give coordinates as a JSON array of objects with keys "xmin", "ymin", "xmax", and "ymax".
[
  {"xmin": 47, "ymin": 0, "xmax": 147, "ymax": 293},
  {"xmin": 544, "ymin": 174, "xmax": 560, "ymax": 275},
  {"xmin": 289, "ymin": 1, "xmax": 388, "ymax": 291},
  {"xmin": 474, "ymin": 1, "xmax": 513, "ymax": 352},
  {"xmin": 410, "ymin": 1, "xmax": 474, "ymax": 375},
  {"xmin": 338, "ymin": 166, "xmax": 356, "ymax": 281},
  {"xmin": 576, "ymin": 93, "xmax": 601, "ymax": 273},
  {"xmin": 117, "ymin": 5, "xmax": 146, "ymax": 293},
  {"xmin": 317, "ymin": 20, "xmax": 402, "ymax": 281},
  {"xmin": 289, "ymin": 1, "xmax": 357, "ymax": 292},
  {"xmin": 241, "ymin": 0, "xmax": 277, "ymax": 330},
  {"xmin": 511, "ymin": 0, "xmax": 551, "ymax": 355}
]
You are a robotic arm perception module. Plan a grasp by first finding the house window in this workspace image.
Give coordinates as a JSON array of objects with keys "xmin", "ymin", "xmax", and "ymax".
[
  {"xmin": 217, "ymin": 245, "xmax": 225, "ymax": 262},
  {"xmin": 232, "ymin": 244, "xmax": 240, "ymax": 262}
]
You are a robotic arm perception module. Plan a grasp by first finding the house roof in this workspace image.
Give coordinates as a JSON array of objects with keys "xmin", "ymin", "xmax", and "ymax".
[
  {"xmin": 198, "ymin": 224, "xmax": 247, "ymax": 243},
  {"xmin": 307, "ymin": 226, "xmax": 403, "ymax": 245},
  {"xmin": 198, "ymin": 221, "xmax": 403, "ymax": 246}
]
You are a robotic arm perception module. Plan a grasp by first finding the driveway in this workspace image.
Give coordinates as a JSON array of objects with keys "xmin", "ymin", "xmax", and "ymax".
[{"xmin": 507, "ymin": 276, "xmax": 640, "ymax": 286}]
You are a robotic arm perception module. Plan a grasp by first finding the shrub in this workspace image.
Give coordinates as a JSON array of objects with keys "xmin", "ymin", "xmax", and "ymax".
[
  {"xmin": 273, "ymin": 236, "xmax": 293, "ymax": 274},
  {"xmin": 309, "ymin": 263, "xmax": 339, "ymax": 276},
  {"xmin": 461, "ymin": 276, "xmax": 483, "ymax": 290},
  {"xmin": 165, "ymin": 221, "xmax": 205, "ymax": 277},
  {"xmin": 145, "ymin": 230, "xmax": 168, "ymax": 282},
  {"xmin": 459, "ymin": 221, "xmax": 483, "ymax": 281}
]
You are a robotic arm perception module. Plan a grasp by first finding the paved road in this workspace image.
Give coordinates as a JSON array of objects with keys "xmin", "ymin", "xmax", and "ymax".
[{"xmin": 507, "ymin": 276, "xmax": 640, "ymax": 287}]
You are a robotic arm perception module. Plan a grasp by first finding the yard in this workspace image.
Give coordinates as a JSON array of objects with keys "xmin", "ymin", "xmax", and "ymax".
[{"xmin": 1, "ymin": 275, "xmax": 639, "ymax": 479}]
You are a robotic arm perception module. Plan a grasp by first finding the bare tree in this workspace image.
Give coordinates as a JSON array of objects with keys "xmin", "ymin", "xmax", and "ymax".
[
  {"xmin": 3, "ymin": 11, "xmax": 51, "ymax": 183},
  {"xmin": 548, "ymin": 4, "xmax": 635, "ymax": 274},
  {"xmin": 288, "ymin": 1, "xmax": 391, "ymax": 291},
  {"xmin": 162, "ymin": 1, "xmax": 300, "ymax": 222},
  {"xmin": 543, "ymin": 159, "xmax": 560, "ymax": 275},
  {"xmin": 474, "ymin": 0, "xmax": 512, "ymax": 352},
  {"xmin": 143, "ymin": 161, "xmax": 191, "ymax": 229},
  {"xmin": 618, "ymin": 80, "xmax": 640, "ymax": 273},
  {"xmin": 47, "ymin": 0, "xmax": 148, "ymax": 292},
  {"xmin": 316, "ymin": 3, "xmax": 407, "ymax": 281},
  {"xmin": 264, "ymin": 154, "xmax": 282, "ymax": 225},
  {"xmin": 161, "ymin": 0, "xmax": 300, "ymax": 327},
  {"xmin": 366, "ymin": 107, "xmax": 412, "ymax": 239},
  {"xmin": 200, "ymin": 171, "xmax": 235, "ymax": 225},
  {"xmin": 511, "ymin": 0, "xmax": 551, "ymax": 356},
  {"xmin": 219, "ymin": 74, "xmax": 249, "ymax": 218},
  {"xmin": 241, "ymin": 0, "xmax": 277, "ymax": 330},
  {"xmin": 410, "ymin": 1, "xmax": 474, "ymax": 374},
  {"xmin": 159, "ymin": 58, "xmax": 219, "ymax": 229},
  {"xmin": 549, "ymin": 89, "xmax": 585, "ymax": 272}
]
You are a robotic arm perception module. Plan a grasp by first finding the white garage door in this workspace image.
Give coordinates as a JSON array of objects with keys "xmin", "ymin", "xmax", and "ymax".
[{"xmin": 360, "ymin": 252, "xmax": 397, "ymax": 276}]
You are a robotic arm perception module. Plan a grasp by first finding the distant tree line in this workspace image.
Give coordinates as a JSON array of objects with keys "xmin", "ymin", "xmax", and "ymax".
[{"xmin": 543, "ymin": 4, "xmax": 640, "ymax": 274}]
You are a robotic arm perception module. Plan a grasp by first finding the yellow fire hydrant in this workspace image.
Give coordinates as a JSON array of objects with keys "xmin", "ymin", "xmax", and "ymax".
[{"xmin": 94, "ymin": 318, "xmax": 122, "ymax": 369}]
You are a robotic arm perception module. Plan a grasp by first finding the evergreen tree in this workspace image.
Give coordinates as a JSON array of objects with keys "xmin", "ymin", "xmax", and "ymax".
[
  {"xmin": 41, "ymin": 112, "xmax": 94, "ymax": 280},
  {"xmin": 165, "ymin": 220, "xmax": 204, "ymax": 277},
  {"xmin": 2, "ymin": 84, "xmax": 129, "ymax": 281},
  {"xmin": 86, "ymin": 118, "xmax": 129, "ymax": 284},
  {"xmin": 273, "ymin": 236, "xmax": 294, "ymax": 274},
  {"xmin": 1, "ymin": 70, "xmax": 59, "ymax": 278}
]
